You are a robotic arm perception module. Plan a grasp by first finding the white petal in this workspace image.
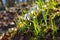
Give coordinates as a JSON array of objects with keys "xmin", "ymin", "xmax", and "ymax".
[{"xmin": 45, "ymin": 0, "xmax": 49, "ymax": 2}]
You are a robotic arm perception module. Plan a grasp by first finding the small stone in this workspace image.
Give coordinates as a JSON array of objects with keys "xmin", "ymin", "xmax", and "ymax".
[
  {"xmin": 10, "ymin": 22, "xmax": 15, "ymax": 25},
  {"xmin": 4, "ymin": 17, "xmax": 9, "ymax": 20}
]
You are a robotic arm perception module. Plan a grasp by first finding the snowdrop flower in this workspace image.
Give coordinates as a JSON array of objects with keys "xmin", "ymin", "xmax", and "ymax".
[
  {"xmin": 30, "ymin": 8, "xmax": 35, "ymax": 14},
  {"xmin": 30, "ymin": 8, "xmax": 33, "ymax": 13},
  {"xmin": 45, "ymin": 0, "xmax": 49, "ymax": 2},
  {"xmin": 24, "ymin": 14, "xmax": 31, "ymax": 20},
  {"xmin": 37, "ymin": 6, "xmax": 39, "ymax": 10},
  {"xmin": 31, "ymin": 10, "xmax": 34, "ymax": 14},
  {"xmin": 30, "ymin": 4, "xmax": 39, "ymax": 14},
  {"xmin": 34, "ymin": 4, "xmax": 39, "ymax": 10}
]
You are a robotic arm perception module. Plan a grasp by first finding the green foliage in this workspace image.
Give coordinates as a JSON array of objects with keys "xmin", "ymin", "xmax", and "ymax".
[{"xmin": 4, "ymin": 0, "xmax": 59, "ymax": 40}]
